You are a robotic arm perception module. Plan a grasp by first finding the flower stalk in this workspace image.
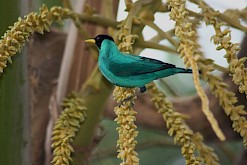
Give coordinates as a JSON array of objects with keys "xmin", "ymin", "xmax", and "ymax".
[
  {"xmin": 196, "ymin": 0, "xmax": 247, "ymax": 148},
  {"xmin": 0, "ymin": 5, "xmax": 78, "ymax": 74},
  {"xmin": 148, "ymin": 83, "xmax": 202, "ymax": 165},
  {"xmin": 51, "ymin": 94, "xmax": 87, "ymax": 165},
  {"xmin": 168, "ymin": 0, "xmax": 225, "ymax": 141}
]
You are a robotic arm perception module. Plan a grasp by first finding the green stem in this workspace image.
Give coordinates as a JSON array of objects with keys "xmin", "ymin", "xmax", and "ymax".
[
  {"xmin": 93, "ymin": 138, "xmax": 176, "ymax": 159},
  {"xmin": 61, "ymin": 0, "xmax": 73, "ymax": 10},
  {"xmin": 144, "ymin": 21, "xmax": 179, "ymax": 48},
  {"xmin": 213, "ymin": 63, "xmax": 229, "ymax": 73},
  {"xmin": 124, "ymin": 0, "xmax": 144, "ymax": 33},
  {"xmin": 71, "ymin": 70, "xmax": 113, "ymax": 165},
  {"xmin": 77, "ymin": 13, "xmax": 118, "ymax": 29},
  {"xmin": 189, "ymin": 0, "xmax": 247, "ymax": 33},
  {"xmin": 136, "ymin": 39, "xmax": 177, "ymax": 53},
  {"xmin": 0, "ymin": 0, "xmax": 30, "ymax": 164}
]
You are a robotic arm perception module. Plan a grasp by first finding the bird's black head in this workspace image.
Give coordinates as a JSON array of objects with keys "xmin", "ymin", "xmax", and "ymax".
[{"xmin": 85, "ymin": 34, "xmax": 114, "ymax": 49}]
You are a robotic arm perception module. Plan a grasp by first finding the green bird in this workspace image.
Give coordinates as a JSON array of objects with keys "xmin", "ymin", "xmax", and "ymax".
[{"xmin": 85, "ymin": 34, "xmax": 193, "ymax": 93}]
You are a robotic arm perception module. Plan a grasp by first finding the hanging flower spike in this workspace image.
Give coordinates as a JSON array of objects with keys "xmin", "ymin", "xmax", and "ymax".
[
  {"xmin": 197, "ymin": 0, "xmax": 247, "ymax": 148},
  {"xmin": 0, "ymin": 5, "xmax": 76, "ymax": 74},
  {"xmin": 168, "ymin": 0, "xmax": 225, "ymax": 141},
  {"xmin": 113, "ymin": 87, "xmax": 139, "ymax": 165},
  {"xmin": 51, "ymin": 94, "xmax": 87, "ymax": 165},
  {"xmin": 148, "ymin": 83, "xmax": 202, "ymax": 165}
]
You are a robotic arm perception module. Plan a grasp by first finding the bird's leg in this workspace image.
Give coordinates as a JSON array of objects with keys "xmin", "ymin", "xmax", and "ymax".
[{"xmin": 117, "ymin": 86, "xmax": 146, "ymax": 107}]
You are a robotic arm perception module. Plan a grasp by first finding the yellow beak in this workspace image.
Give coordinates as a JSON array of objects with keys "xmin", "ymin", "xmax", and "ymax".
[{"xmin": 84, "ymin": 38, "xmax": 95, "ymax": 44}]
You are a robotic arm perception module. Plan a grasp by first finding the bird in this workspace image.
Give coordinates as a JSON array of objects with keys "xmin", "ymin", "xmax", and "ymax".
[{"xmin": 85, "ymin": 34, "xmax": 193, "ymax": 93}]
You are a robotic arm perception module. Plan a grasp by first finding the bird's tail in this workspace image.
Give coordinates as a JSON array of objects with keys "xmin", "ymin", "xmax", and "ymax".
[
  {"xmin": 176, "ymin": 67, "xmax": 193, "ymax": 74},
  {"xmin": 176, "ymin": 68, "xmax": 202, "ymax": 74}
]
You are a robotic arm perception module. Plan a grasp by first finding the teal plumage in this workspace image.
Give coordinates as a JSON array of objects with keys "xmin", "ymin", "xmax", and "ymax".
[{"xmin": 85, "ymin": 34, "xmax": 193, "ymax": 92}]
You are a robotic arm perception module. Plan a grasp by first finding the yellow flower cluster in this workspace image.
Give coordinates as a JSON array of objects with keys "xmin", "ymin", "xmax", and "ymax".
[
  {"xmin": 205, "ymin": 66, "xmax": 247, "ymax": 147},
  {"xmin": 192, "ymin": 133, "xmax": 219, "ymax": 165},
  {"xmin": 168, "ymin": 0, "xmax": 225, "ymax": 141},
  {"xmin": 148, "ymin": 83, "xmax": 220, "ymax": 164},
  {"xmin": 148, "ymin": 83, "xmax": 202, "ymax": 165},
  {"xmin": 197, "ymin": 0, "xmax": 247, "ymax": 147},
  {"xmin": 199, "ymin": 1, "xmax": 247, "ymax": 96},
  {"xmin": 0, "ymin": 5, "xmax": 75, "ymax": 73},
  {"xmin": 116, "ymin": 22, "xmax": 138, "ymax": 54},
  {"xmin": 113, "ymin": 87, "xmax": 139, "ymax": 165},
  {"xmin": 51, "ymin": 94, "xmax": 87, "ymax": 165}
]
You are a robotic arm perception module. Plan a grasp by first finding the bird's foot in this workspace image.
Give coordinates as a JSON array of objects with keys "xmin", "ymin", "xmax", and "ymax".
[
  {"xmin": 116, "ymin": 87, "xmax": 146, "ymax": 107},
  {"xmin": 117, "ymin": 94, "xmax": 137, "ymax": 107}
]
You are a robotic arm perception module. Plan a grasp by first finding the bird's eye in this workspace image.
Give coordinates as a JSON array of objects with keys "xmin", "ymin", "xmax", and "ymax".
[{"xmin": 95, "ymin": 36, "xmax": 100, "ymax": 41}]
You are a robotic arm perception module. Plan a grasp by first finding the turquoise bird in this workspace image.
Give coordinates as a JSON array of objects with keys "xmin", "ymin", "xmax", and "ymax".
[{"xmin": 85, "ymin": 34, "xmax": 193, "ymax": 93}]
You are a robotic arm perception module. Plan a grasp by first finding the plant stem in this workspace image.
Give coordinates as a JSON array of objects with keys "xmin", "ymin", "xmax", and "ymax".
[
  {"xmin": 136, "ymin": 39, "xmax": 177, "ymax": 53},
  {"xmin": 0, "ymin": 0, "xmax": 30, "ymax": 164},
  {"xmin": 144, "ymin": 21, "xmax": 179, "ymax": 48},
  {"xmin": 77, "ymin": 13, "xmax": 118, "ymax": 28},
  {"xmin": 189, "ymin": 0, "xmax": 247, "ymax": 33}
]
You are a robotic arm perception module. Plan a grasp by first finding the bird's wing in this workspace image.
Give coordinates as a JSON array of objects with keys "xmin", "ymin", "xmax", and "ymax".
[{"xmin": 109, "ymin": 53, "xmax": 176, "ymax": 76}]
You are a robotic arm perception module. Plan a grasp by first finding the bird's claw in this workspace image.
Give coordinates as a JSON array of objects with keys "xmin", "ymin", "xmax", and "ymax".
[{"xmin": 117, "ymin": 95, "xmax": 136, "ymax": 107}]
